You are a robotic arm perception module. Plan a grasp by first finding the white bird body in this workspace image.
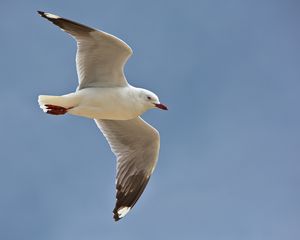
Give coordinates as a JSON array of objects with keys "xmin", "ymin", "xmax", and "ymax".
[
  {"xmin": 39, "ymin": 86, "xmax": 149, "ymax": 120},
  {"xmin": 37, "ymin": 11, "xmax": 167, "ymax": 221}
]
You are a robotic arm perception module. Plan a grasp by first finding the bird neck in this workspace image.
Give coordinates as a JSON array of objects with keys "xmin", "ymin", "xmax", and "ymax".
[{"xmin": 128, "ymin": 87, "xmax": 149, "ymax": 114}]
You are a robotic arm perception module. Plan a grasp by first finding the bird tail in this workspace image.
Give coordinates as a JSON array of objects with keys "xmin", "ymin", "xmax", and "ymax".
[{"xmin": 38, "ymin": 95, "xmax": 75, "ymax": 115}]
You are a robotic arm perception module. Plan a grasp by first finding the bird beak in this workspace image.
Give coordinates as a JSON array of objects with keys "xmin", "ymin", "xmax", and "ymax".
[{"xmin": 154, "ymin": 103, "xmax": 168, "ymax": 110}]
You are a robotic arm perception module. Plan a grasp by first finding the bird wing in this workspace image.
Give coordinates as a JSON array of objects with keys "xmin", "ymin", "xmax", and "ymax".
[
  {"xmin": 95, "ymin": 117, "xmax": 160, "ymax": 221},
  {"xmin": 38, "ymin": 11, "xmax": 132, "ymax": 89}
]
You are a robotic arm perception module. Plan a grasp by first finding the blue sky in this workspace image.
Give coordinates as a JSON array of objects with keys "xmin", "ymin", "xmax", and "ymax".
[{"xmin": 1, "ymin": 0, "xmax": 300, "ymax": 239}]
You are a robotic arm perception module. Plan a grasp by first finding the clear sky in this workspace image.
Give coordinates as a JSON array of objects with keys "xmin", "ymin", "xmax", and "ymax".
[{"xmin": 1, "ymin": 0, "xmax": 300, "ymax": 239}]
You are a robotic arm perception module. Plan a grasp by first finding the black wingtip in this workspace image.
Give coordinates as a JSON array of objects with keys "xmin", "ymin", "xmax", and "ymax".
[
  {"xmin": 113, "ymin": 208, "xmax": 121, "ymax": 222},
  {"xmin": 114, "ymin": 215, "xmax": 121, "ymax": 222},
  {"xmin": 37, "ymin": 10, "xmax": 45, "ymax": 16}
]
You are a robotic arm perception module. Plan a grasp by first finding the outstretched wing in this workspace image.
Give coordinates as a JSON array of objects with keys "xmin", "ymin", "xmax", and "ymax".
[
  {"xmin": 95, "ymin": 117, "xmax": 160, "ymax": 221},
  {"xmin": 38, "ymin": 11, "xmax": 132, "ymax": 89}
]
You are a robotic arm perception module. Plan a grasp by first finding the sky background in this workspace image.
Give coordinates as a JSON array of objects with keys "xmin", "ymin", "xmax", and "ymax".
[{"xmin": 1, "ymin": 0, "xmax": 300, "ymax": 239}]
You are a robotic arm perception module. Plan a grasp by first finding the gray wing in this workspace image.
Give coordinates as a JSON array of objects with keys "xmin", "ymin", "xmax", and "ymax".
[
  {"xmin": 95, "ymin": 117, "xmax": 160, "ymax": 221},
  {"xmin": 38, "ymin": 11, "xmax": 132, "ymax": 89}
]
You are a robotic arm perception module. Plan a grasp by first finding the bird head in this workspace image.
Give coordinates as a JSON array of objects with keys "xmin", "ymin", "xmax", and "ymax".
[{"xmin": 139, "ymin": 89, "xmax": 168, "ymax": 111}]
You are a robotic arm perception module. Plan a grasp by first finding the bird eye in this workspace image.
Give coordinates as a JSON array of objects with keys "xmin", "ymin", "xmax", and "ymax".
[{"xmin": 147, "ymin": 96, "xmax": 152, "ymax": 100}]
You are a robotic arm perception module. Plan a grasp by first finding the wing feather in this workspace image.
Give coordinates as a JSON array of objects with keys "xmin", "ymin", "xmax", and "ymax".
[
  {"xmin": 95, "ymin": 117, "xmax": 160, "ymax": 221},
  {"xmin": 38, "ymin": 11, "xmax": 132, "ymax": 89}
]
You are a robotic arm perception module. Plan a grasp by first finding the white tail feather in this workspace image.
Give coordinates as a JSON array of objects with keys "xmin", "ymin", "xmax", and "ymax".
[{"xmin": 38, "ymin": 95, "xmax": 75, "ymax": 112}]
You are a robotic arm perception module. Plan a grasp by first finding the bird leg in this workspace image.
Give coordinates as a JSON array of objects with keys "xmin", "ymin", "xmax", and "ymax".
[{"xmin": 44, "ymin": 104, "xmax": 72, "ymax": 115}]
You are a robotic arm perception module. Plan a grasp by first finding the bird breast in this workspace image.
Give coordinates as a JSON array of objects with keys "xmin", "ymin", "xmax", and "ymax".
[{"xmin": 67, "ymin": 87, "xmax": 144, "ymax": 120}]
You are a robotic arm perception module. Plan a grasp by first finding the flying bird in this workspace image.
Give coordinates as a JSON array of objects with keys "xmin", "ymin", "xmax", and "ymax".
[{"xmin": 37, "ymin": 11, "xmax": 167, "ymax": 221}]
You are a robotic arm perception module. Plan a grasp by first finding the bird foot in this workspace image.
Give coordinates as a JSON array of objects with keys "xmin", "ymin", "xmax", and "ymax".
[{"xmin": 44, "ymin": 104, "xmax": 72, "ymax": 115}]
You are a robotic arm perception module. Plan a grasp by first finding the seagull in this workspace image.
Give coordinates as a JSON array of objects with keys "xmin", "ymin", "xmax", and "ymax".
[{"xmin": 37, "ymin": 11, "xmax": 167, "ymax": 221}]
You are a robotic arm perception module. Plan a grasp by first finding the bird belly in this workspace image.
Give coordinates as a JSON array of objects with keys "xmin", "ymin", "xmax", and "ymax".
[
  {"xmin": 67, "ymin": 88, "xmax": 140, "ymax": 120},
  {"xmin": 68, "ymin": 105, "xmax": 137, "ymax": 120}
]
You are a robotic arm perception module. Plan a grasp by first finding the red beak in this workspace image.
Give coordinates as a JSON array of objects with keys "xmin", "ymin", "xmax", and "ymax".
[{"xmin": 155, "ymin": 103, "xmax": 168, "ymax": 110}]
